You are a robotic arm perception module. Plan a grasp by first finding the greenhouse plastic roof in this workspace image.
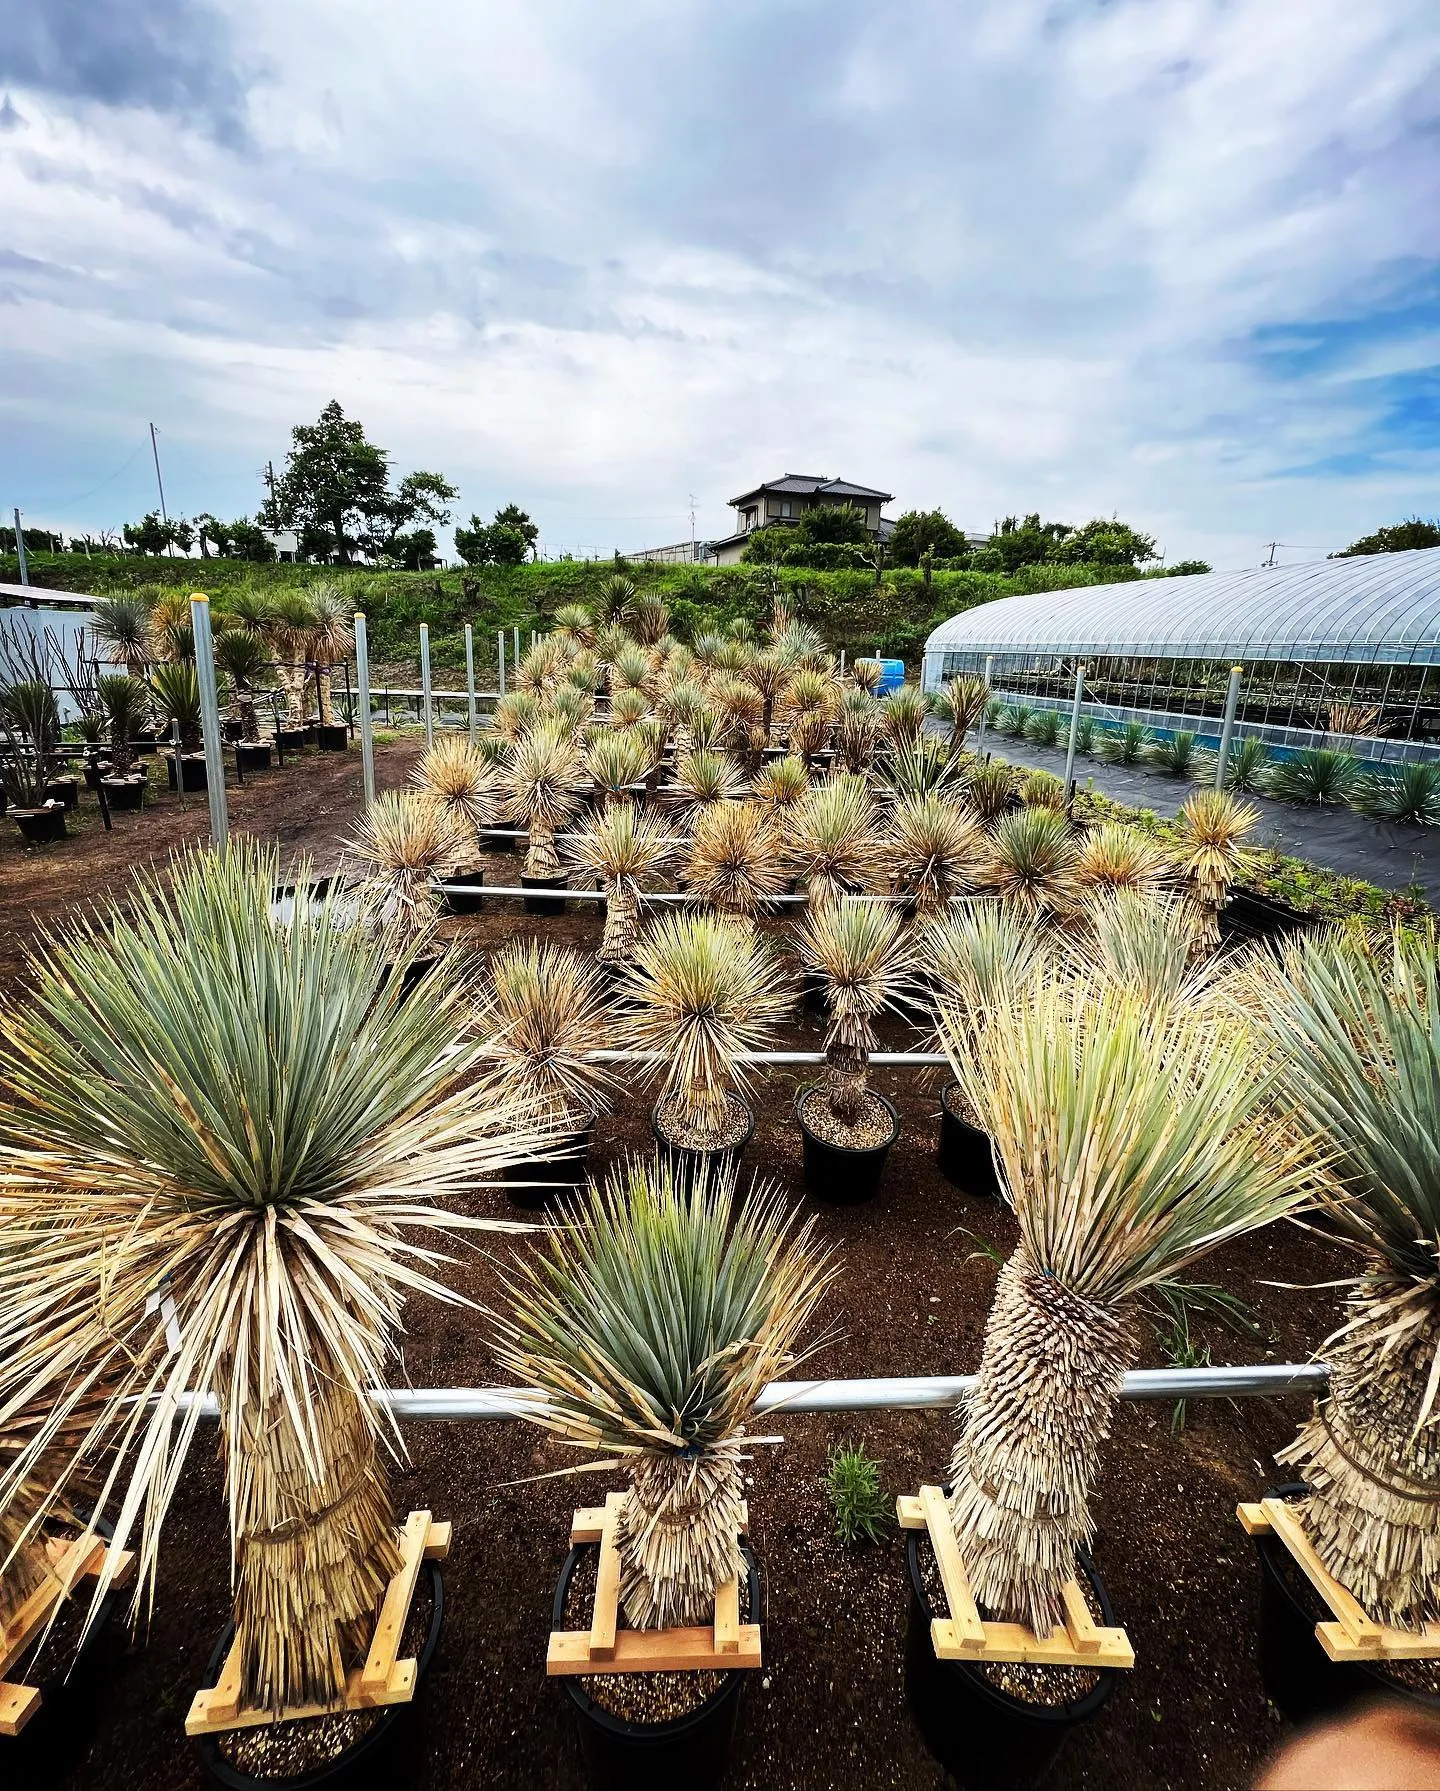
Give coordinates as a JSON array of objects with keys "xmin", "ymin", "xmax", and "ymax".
[{"xmin": 922, "ymin": 548, "xmax": 1440, "ymax": 669}]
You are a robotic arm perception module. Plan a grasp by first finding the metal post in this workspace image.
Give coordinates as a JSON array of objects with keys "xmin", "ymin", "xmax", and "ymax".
[
  {"xmin": 419, "ymin": 623, "xmax": 434, "ymax": 748},
  {"xmin": 13, "ymin": 509, "xmax": 28, "ymax": 584},
  {"xmin": 1215, "ymin": 665, "xmax": 1244, "ymax": 790},
  {"xmin": 1063, "ymin": 661, "xmax": 1086, "ymax": 790},
  {"xmin": 512, "ymin": 625, "xmax": 520, "ymax": 670},
  {"xmin": 464, "ymin": 624, "xmax": 478, "ymax": 740},
  {"xmin": 497, "ymin": 629, "xmax": 506, "ymax": 697},
  {"xmin": 354, "ymin": 611, "xmax": 376, "ymax": 810},
  {"xmin": 190, "ymin": 596, "xmax": 229, "ymax": 847},
  {"xmin": 976, "ymin": 654, "xmax": 995, "ymax": 751}
]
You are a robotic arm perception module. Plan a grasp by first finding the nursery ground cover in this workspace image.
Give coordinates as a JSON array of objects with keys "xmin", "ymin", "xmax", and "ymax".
[{"xmin": 7, "ymin": 760, "xmax": 1359, "ymax": 1791}]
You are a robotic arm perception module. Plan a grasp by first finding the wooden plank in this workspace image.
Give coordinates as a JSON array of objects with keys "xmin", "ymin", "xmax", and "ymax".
[
  {"xmin": 1261, "ymin": 1499, "xmax": 1384, "ymax": 1652},
  {"xmin": 714, "ymin": 1576, "xmax": 740, "ymax": 1654},
  {"xmin": 423, "ymin": 1520, "xmax": 451, "ymax": 1561},
  {"xmin": 919, "ymin": 1485, "xmax": 985, "ymax": 1652},
  {"xmin": 548, "ymin": 1623, "xmax": 762, "ymax": 1677},
  {"xmin": 1236, "ymin": 1501, "xmax": 1271, "ymax": 1537},
  {"xmin": 588, "ymin": 1493, "xmax": 626, "ymax": 1661},
  {"xmin": 941, "ymin": 1621, "xmax": 1134, "ymax": 1670},
  {"xmin": 0, "ymin": 1680, "xmax": 43, "ymax": 1738},
  {"xmin": 571, "ymin": 1506, "xmax": 608, "ymax": 1544},
  {"xmin": 186, "ymin": 1659, "xmax": 416, "ymax": 1736},
  {"xmin": 196, "ymin": 1635, "xmax": 244, "ymax": 1728},
  {"xmin": 896, "ymin": 1494, "xmax": 925, "ymax": 1530},
  {"xmin": 362, "ymin": 1510, "xmax": 431, "ymax": 1695},
  {"xmin": 1061, "ymin": 1580, "xmax": 1102, "ymax": 1655}
]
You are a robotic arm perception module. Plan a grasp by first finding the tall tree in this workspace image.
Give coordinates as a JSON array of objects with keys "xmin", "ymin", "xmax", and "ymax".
[
  {"xmin": 1333, "ymin": 518, "xmax": 1440, "ymax": 558},
  {"xmin": 889, "ymin": 508, "xmax": 970, "ymax": 566}
]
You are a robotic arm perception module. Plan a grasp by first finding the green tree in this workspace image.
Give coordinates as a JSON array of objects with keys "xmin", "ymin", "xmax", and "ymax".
[
  {"xmin": 1049, "ymin": 518, "xmax": 1158, "ymax": 568},
  {"xmin": 987, "ymin": 513, "xmax": 1073, "ymax": 571},
  {"xmin": 454, "ymin": 503, "xmax": 539, "ymax": 566},
  {"xmin": 889, "ymin": 508, "xmax": 969, "ymax": 566},
  {"xmin": 122, "ymin": 511, "xmax": 171, "ymax": 556},
  {"xmin": 1332, "ymin": 517, "xmax": 1440, "ymax": 557},
  {"xmin": 797, "ymin": 503, "xmax": 871, "ymax": 547}
]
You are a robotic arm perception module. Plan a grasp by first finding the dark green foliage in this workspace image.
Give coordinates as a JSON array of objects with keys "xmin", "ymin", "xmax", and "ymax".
[
  {"xmin": 1149, "ymin": 729, "xmax": 1198, "ymax": 775},
  {"xmin": 1144, "ymin": 1281, "xmax": 1267, "ymax": 1434},
  {"xmin": 1097, "ymin": 721, "xmax": 1150, "ymax": 764},
  {"xmin": 1025, "ymin": 708, "xmax": 1062, "ymax": 748},
  {"xmin": 1223, "ymin": 733, "xmax": 1271, "ymax": 793},
  {"xmin": 1332, "ymin": 518, "xmax": 1440, "ymax": 558},
  {"xmin": 979, "ymin": 512, "xmax": 1158, "ymax": 573},
  {"xmin": 455, "ymin": 503, "xmax": 539, "ymax": 567},
  {"xmin": 149, "ymin": 662, "xmax": 202, "ymax": 750},
  {"xmin": 1154, "ymin": 560, "xmax": 1212, "ymax": 577},
  {"xmin": 1073, "ymin": 715, "xmax": 1097, "ymax": 754},
  {"xmin": 890, "ymin": 509, "xmax": 970, "ymax": 566},
  {"xmin": 825, "ymin": 1442, "xmax": 891, "ymax": 1546},
  {"xmin": 1353, "ymin": 761, "xmax": 1440, "ymax": 826},
  {"xmin": 1265, "ymin": 747, "xmax": 1360, "ymax": 805}
]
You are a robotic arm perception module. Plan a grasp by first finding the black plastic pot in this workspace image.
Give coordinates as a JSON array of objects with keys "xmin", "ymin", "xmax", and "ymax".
[
  {"xmin": 316, "ymin": 723, "xmax": 349, "ymax": 752},
  {"xmin": 166, "ymin": 753, "xmax": 208, "ymax": 793},
  {"xmin": 101, "ymin": 775, "xmax": 146, "ymax": 811},
  {"xmin": 795, "ymin": 1089, "xmax": 899, "ymax": 1203},
  {"xmin": 236, "ymin": 741, "xmax": 272, "ymax": 773},
  {"xmin": 505, "ymin": 1120, "xmax": 594, "ymax": 1209},
  {"xmin": 938, "ymin": 1085, "xmax": 1002, "ymax": 1198},
  {"xmin": 1253, "ymin": 1482, "xmax": 1440, "ymax": 1725},
  {"xmin": 439, "ymin": 868, "xmax": 485, "ymax": 915},
  {"xmin": 554, "ymin": 1540, "xmax": 758, "ymax": 1791},
  {"xmin": 396, "ymin": 955, "xmax": 441, "ymax": 1004},
  {"xmin": 520, "ymin": 872, "xmax": 568, "ymax": 915},
  {"xmin": 193, "ymin": 1559, "xmax": 444, "ymax": 1790},
  {"xmin": 651, "ymin": 1104, "xmax": 756, "ymax": 1192},
  {"xmin": 43, "ymin": 774, "xmax": 81, "ymax": 809},
  {"xmin": 275, "ymin": 726, "xmax": 309, "ymax": 754},
  {"xmin": 12, "ymin": 805, "xmax": 67, "ymax": 844},
  {"xmin": 905, "ymin": 1528, "xmax": 1119, "ymax": 1788}
]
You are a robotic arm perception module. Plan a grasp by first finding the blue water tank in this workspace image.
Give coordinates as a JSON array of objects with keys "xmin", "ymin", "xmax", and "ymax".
[{"xmin": 862, "ymin": 657, "xmax": 907, "ymax": 695}]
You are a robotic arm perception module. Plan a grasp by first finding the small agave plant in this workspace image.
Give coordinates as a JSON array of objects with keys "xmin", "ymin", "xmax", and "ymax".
[{"xmin": 490, "ymin": 1155, "xmax": 835, "ymax": 1630}]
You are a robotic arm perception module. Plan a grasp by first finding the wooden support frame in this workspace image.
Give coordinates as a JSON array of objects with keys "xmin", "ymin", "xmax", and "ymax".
[
  {"xmin": 1239, "ymin": 1497, "xmax": 1440, "ymax": 1663},
  {"xmin": 184, "ymin": 1510, "xmax": 450, "ymax": 1738},
  {"xmin": 897, "ymin": 1488, "xmax": 1135, "ymax": 1670},
  {"xmin": 546, "ymin": 1495, "xmax": 761, "ymax": 1677},
  {"xmin": 1, "ymin": 1530, "xmax": 136, "ymax": 1739}
]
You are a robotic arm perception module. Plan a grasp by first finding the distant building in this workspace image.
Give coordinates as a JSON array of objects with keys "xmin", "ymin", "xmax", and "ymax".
[
  {"xmin": 264, "ymin": 529, "xmax": 300, "ymax": 562},
  {"xmin": 708, "ymin": 474, "xmax": 894, "ymax": 566}
]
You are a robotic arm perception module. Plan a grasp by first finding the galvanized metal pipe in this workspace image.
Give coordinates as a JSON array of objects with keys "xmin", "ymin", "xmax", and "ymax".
[
  {"xmin": 354, "ymin": 611, "xmax": 376, "ymax": 810},
  {"xmin": 419, "ymin": 623, "xmax": 434, "ymax": 749},
  {"xmin": 1216, "ymin": 665, "xmax": 1244, "ymax": 790},
  {"xmin": 190, "ymin": 595, "xmax": 229, "ymax": 847},
  {"xmin": 464, "ymin": 625, "xmax": 478, "ymax": 741},
  {"xmin": 1063, "ymin": 661, "xmax": 1086, "ymax": 790},
  {"xmin": 586, "ymin": 1050, "xmax": 949, "ymax": 1066}
]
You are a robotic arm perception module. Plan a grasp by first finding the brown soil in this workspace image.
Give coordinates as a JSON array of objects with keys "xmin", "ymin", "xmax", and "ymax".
[{"xmin": 3, "ymin": 736, "xmax": 1363, "ymax": 1789}]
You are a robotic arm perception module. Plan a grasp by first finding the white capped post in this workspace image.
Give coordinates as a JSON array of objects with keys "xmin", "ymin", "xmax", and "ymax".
[
  {"xmin": 464, "ymin": 623, "xmax": 478, "ymax": 740},
  {"xmin": 512, "ymin": 624, "xmax": 520, "ymax": 670},
  {"xmin": 13, "ymin": 509, "xmax": 28, "ymax": 585},
  {"xmin": 497, "ymin": 629, "xmax": 506, "ymax": 697},
  {"xmin": 1215, "ymin": 665, "xmax": 1244, "ymax": 791},
  {"xmin": 419, "ymin": 623, "xmax": 434, "ymax": 748},
  {"xmin": 355, "ymin": 611, "xmax": 376, "ymax": 809},
  {"xmin": 976, "ymin": 653, "xmax": 995, "ymax": 752},
  {"xmin": 1063, "ymin": 661, "xmax": 1086, "ymax": 790},
  {"xmin": 189, "ymin": 595, "xmax": 229, "ymax": 847}
]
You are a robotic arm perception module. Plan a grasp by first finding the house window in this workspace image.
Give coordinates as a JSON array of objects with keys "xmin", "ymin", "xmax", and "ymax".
[{"xmin": 780, "ymin": 501, "xmax": 793, "ymax": 518}]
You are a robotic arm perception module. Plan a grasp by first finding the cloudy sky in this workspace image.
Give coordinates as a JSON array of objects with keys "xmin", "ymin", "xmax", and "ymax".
[{"xmin": 2, "ymin": 0, "xmax": 1438, "ymax": 568}]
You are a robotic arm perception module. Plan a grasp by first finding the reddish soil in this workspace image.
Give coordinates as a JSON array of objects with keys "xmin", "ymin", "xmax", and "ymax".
[{"xmin": 4, "ymin": 740, "xmax": 1357, "ymax": 1790}]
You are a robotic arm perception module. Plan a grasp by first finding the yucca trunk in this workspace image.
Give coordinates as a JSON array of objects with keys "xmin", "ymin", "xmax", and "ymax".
[
  {"xmin": 618, "ymin": 1442, "xmax": 746, "ymax": 1630},
  {"xmin": 237, "ymin": 687, "xmax": 259, "ymax": 742},
  {"xmin": 526, "ymin": 819, "xmax": 562, "ymax": 880},
  {"xmin": 600, "ymin": 882, "xmax": 639, "ymax": 964},
  {"xmin": 227, "ymin": 1374, "xmax": 400, "ymax": 1712},
  {"xmin": 947, "ymin": 1247, "xmax": 1138, "ymax": 1634},
  {"xmin": 1279, "ymin": 1278, "xmax": 1440, "ymax": 1628},
  {"xmin": 1185, "ymin": 893, "xmax": 1222, "ymax": 957},
  {"xmin": 317, "ymin": 664, "xmax": 335, "ymax": 727},
  {"xmin": 824, "ymin": 1040, "xmax": 868, "ymax": 1125}
]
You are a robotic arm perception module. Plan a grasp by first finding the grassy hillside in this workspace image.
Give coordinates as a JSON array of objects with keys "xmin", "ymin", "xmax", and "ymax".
[{"xmin": 1, "ymin": 551, "xmax": 1132, "ymax": 677}]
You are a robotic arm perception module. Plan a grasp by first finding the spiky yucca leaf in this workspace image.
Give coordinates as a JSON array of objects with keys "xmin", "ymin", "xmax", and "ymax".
[
  {"xmin": 348, "ymin": 790, "xmax": 464, "ymax": 936},
  {"xmin": 1082, "ymin": 889, "xmax": 1213, "ymax": 1009},
  {"xmin": 936, "ymin": 961, "xmax": 1310, "ymax": 1633},
  {"xmin": 552, "ymin": 604, "xmax": 594, "ymax": 647},
  {"xmin": 1354, "ymin": 761, "xmax": 1440, "ymax": 826},
  {"xmin": 984, "ymin": 806, "xmax": 1082, "ymax": 918},
  {"xmin": 411, "ymin": 734, "xmax": 500, "ymax": 838},
  {"xmin": 505, "ymin": 718, "xmax": 587, "ymax": 878},
  {"xmin": 493, "ymin": 690, "xmax": 544, "ymax": 742},
  {"xmin": 669, "ymin": 748, "xmax": 745, "ymax": 826},
  {"xmin": 878, "ymin": 684, "xmax": 927, "ymax": 745},
  {"xmin": 799, "ymin": 900, "xmax": 909, "ymax": 1123},
  {"xmin": 586, "ymin": 728, "xmax": 655, "ymax": 802},
  {"xmin": 784, "ymin": 774, "xmax": 885, "ymax": 912},
  {"xmin": 1176, "ymin": 787, "xmax": 1259, "ymax": 953},
  {"xmin": 617, "ymin": 911, "xmax": 788, "ymax": 1142},
  {"xmin": 609, "ymin": 687, "xmax": 650, "ymax": 729},
  {"xmin": 563, "ymin": 805, "xmax": 674, "ymax": 964},
  {"xmin": 687, "ymin": 800, "xmax": 786, "ymax": 927},
  {"xmin": 752, "ymin": 755, "xmax": 811, "ymax": 810},
  {"xmin": 850, "ymin": 657, "xmax": 884, "ymax": 693},
  {"xmin": 929, "ymin": 675, "xmax": 989, "ymax": 753},
  {"xmin": 891, "ymin": 793, "xmax": 988, "ymax": 914},
  {"xmin": 0, "ymin": 842, "xmax": 546, "ymax": 1711},
  {"xmin": 476, "ymin": 940, "xmax": 612, "ymax": 1126},
  {"xmin": 880, "ymin": 735, "xmax": 962, "ymax": 802},
  {"xmin": 965, "ymin": 761, "xmax": 1019, "ymax": 824},
  {"xmin": 489, "ymin": 1156, "xmax": 834, "ymax": 1628},
  {"xmin": 918, "ymin": 901, "xmax": 1050, "ymax": 1021},
  {"xmin": 1074, "ymin": 821, "xmax": 1174, "ymax": 896}
]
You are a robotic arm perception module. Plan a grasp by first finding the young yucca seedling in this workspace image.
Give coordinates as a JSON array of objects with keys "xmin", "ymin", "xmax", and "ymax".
[
  {"xmin": 688, "ymin": 800, "xmax": 787, "ymax": 930},
  {"xmin": 504, "ymin": 717, "xmax": 588, "ymax": 879},
  {"xmin": 609, "ymin": 687, "xmax": 651, "ymax": 729},
  {"xmin": 0, "ymin": 842, "xmax": 547, "ymax": 1713},
  {"xmin": 891, "ymin": 792, "xmax": 988, "ymax": 915},
  {"xmin": 1097, "ymin": 720, "xmax": 1150, "ymax": 764},
  {"xmin": 475, "ymin": 939, "xmax": 613, "ymax": 1130},
  {"xmin": 752, "ymin": 754, "xmax": 811, "ymax": 811},
  {"xmin": 1025, "ymin": 709, "xmax": 1062, "ymax": 749},
  {"xmin": 1147, "ymin": 729, "xmax": 1198, "ymax": 775},
  {"xmin": 878, "ymin": 684, "xmax": 927, "ymax": 747},
  {"xmin": 784, "ymin": 773, "xmax": 886, "ymax": 915},
  {"xmin": 965, "ymin": 761, "xmax": 1019, "ymax": 825},
  {"xmin": 586, "ymin": 728, "xmax": 655, "ymax": 806},
  {"xmin": 1074, "ymin": 820, "xmax": 1174, "ymax": 897},
  {"xmin": 983, "ymin": 806, "xmax": 1082, "ymax": 919},
  {"xmin": 825, "ymin": 1443, "xmax": 891, "ymax": 1547},
  {"xmin": 935, "ymin": 960, "xmax": 1311, "ymax": 1634},
  {"xmin": 563, "ymin": 804, "xmax": 674, "ymax": 965},
  {"xmin": 411, "ymin": 734, "xmax": 501, "ymax": 842},
  {"xmin": 1072, "ymin": 714, "xmax": 1097, "ymax": 756},
  {"xmin": 929, "ymin": 675, "xmax": 989, "ymax": 755},
  {"xmin": 836, "ymin": 688, "xmax": 880, "ymax": 774},
  {"xmin": 668, "ymin": 748, "xmax": 745, "ymax": 828},
  {"xmin": 348, "ymin": 790, "xmax": 463, "ymax": 937},
  {"xmin": 1353, "ymin": 760, "xmax": 1440, "ymax": 827},
  {"xmin": 490, "ymin": 1157, "xmax": 834, "ymax": 1629},
  {"xmin": 493, "ymin": 690, "xmax": 545, "ymax": 743},
  {"xmin": 1265, "ymin": 747, "xmax": 1362, "ymax": 806},
  {"xmin": 617, "ymin": 910, "xmax": 789, "ymax": 1148},
  {"xmin": 1176, "ymin": 787, "xmax": 1259, "ymax": 954},
  {"xmin": 798, "ymin": 900, "xmax": 909, "ymax": 1131}
]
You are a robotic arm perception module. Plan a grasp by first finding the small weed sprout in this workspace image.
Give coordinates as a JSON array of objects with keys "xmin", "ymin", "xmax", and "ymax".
[{"xmin": 825, "ymin": 1442, "xmax": 891, "ymax": 1546}]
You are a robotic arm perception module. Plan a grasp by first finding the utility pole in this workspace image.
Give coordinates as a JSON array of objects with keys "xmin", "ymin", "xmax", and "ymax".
[
  {"xmin": 689, "ymin": 492, "xmax": 697, "ymax": 563},
  {"xmin": 149, "ymin": 423, "xmax": 172, "ymax": 555},
  {"xmin": 1262, "ymin": 541, "xmax": 1278, "ymax": 568},
  {"xmin": 13, "ymin": 508, "xmax": 28, "ymax": 585}
]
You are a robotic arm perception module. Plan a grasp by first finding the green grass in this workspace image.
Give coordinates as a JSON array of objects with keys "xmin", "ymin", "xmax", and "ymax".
[{"xmin": 824, "ymin": 1441, "xmax": 891, "ymax": 1546}]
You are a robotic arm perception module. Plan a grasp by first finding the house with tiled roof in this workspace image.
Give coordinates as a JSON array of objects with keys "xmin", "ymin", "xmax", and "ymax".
[{"xmin": 708, "ymin": 474, "xmax": 894, "ymax": 565}]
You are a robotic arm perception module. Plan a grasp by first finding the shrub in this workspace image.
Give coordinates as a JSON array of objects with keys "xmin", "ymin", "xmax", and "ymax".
[
  {"xmin": 1025, "ymin": 709, "xmax": 1062, "ymax": 748},
  {"xmin": 1352, "ymin": 761, "xmax": 1440, "ymax": 827},
  {"xmin": 1097, "ymin": 721, "xmax": 1150, "ymax": 764},
  {"xmin": 1149, "ymin": 730, "xmax": 1198, "ymax": 776},
  {"xmin": 1265, "ymin": 748, "xmax": 1361, "ymax": 806}
]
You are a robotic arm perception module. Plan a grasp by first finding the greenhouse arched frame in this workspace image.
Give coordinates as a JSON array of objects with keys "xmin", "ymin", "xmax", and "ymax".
[{"xmin": 921, "ymin": 548, "xmax": 1440, "ymax": 766}]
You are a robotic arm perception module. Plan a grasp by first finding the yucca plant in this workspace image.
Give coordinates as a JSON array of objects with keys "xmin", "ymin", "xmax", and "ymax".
[
  {"xmin": 1020, "ymin": 769, "xmax": 1068, "ymax": 811},
  {"xmin": 609, "ymin": 643, "xmax": 652, "ymax": 698},
  {"xmin": 745, "ymin": 648, "xmax": 792, "ymax": 741},
  {"xmin": 1325, "ymin": 700, "xmax": 1380, "ymax": 739},
  {"xmin": 878, "ymin": 684, "xmax": 927, "ymax": 747},
  {"xmin": 891, "ymin": 793, "xmax": 988, "ymax": 915},
  {"xmin": 1265, "ymin": 747, "xmax": 1360, "ymax": 806},
  {"xmin": 752, "ymin": 754, "xmax": 811, "ymax": 812},
  {"xmin": 0, "ymin": 634, "xmax": 60, "ymax": 804},
  {"xmin": 660, "ymin": 678, "xmax": 708, "ymax": 757},
  {"xmin": 850, "ymin": 657, "xmax": 884, "ymax": 695},
  {"xmin": 628, "ymin": 592, "xmax": 672, "ymax": 647},
  {"xmin": 596, "ymin": 573, "xmax": 637, "ymax": 628},
  {"xmin": 935, "ymin": 960, "xmax": 1310, "ymax": 1634},
  {"xmin": 517, "ymin": 633, "xmax": 568, "ymax": 696},
  {"xmin": 0, "ymin": 843, "xmax": 546, "ymax": 1715},
  {"xmin": 688, "ymin": 707, "xmax": 727, "ymax": 755},
  {"xmin": 1097, "ymin": 720, "xmax": 1150, "ymax": 764},
  {"xmin": 836, "ymin": 687, "xmax": 880, "ymax": 774},
  {"xmin": 1072, "ymin": 714, "xmax": 1097, "ymax": 756},
  {"xmin": 563, "ymin": 804, "xmax": 674, "ymax": 966},
  {"xmin": 1149, "ymin": 729, "xmax": 1198, "ymax": 776},
  {"xmin": 788, "ymin": 705, "xmax": 833, "ymax": 767},
  {"xmin": 781, "ymin": 667, "xmax": 838, "ymax": 733},
  {"xmin": 617, "ymin": 911, "xmax": 788, "ymax": 1149},
  {"xmin": 149, "ymin": 591, "xmax": 195, "ymax": 664},
  {"xmin": 490, "ymin": 1156, "xmax": 833, "ymax": 1628},
  {"xmin": 348, "ymin": 790, "xmax": 463, "ymax": 937},
  {"xmin": 984, "ymin": 806, "xmax": 1082, "ymax": 919},
  {"xmin": 881, "ymin": 734, "xmax": 963, "ymax": 803},
  {"xmin": 565, "ymin": 652, "xmax": 603, "ymax": 696},
  {"xmin": 411, "ymin": 734, "xmax": 501, "ymax": 847},
  {"xmin": 919, "ymin": 901, "xmax": 1049, "ymax": 1024},
  {"xmin": 493, "ymin": 689, "xmax": 544, "ymax": 743},
  {"xmin": 668, "ymin": 748, "xmax": 745, "ymax": 829},
  {"xmin": 586, "ymin": 727, "xmax": 656, "ymax": 806},
  {"xmin": 1353, "ymin": 760, "xmax": 1440, "ymax": 826},
  {"xmin": 798, "ymin": 900, "xmax": 909, "ymax": 1130},
  {"xmin": 1176, "ymin": 787, "xmax": 1259, "ymax": 954},
  {"xmin": 306, "ymin": 582, "xmax": 354, "ymax": 726},
  {"xmin": 784, "ymin": 774, "xmax": 885, "ymax": 915},
  {"xmin": 991, "ymin": 705, "xmax": 1021, "ymax": 738},
  {"xmin": 547, "ymin": 684, "xmax": 594, "ymax": 741},
  {"xmin": 687, "ymin": 800, "xmax": 787, "ymax": 930},
  {"xmin": 771, "ymin": 619, "xmax": 828, "ymax": 670},
  {"xmin": 552, "ymin": 604, "xmax": 595, "ymax": 649},
  {"xmin": 609, "ymin": 686, "xmax": 651, "ymax": 730},
  {"xmin": 212, "ymin": 627, "xmax": 273, "ymax": 742},
  {"xmin": 1082, "ymin": 888, "xmax": 1212, "ymax": 1010},
  {"xmin": 710, "ymin": 675, "xmax": 765, "ymax": 760},
  {"xmin": 266, "ymin": 589, "xmax": 319, "ymax": 724},
  {"xmin": 1221, "ymin": 732, "xmax": 1271, "ymax": 793},
  {"xmin": 929, "ymin": 675, "xmax": 989, "ymax": 755},
  {"xmin": 91, "ymin": 594, "xmax": 153, "ymax": 676},
  {"xmin": 96, "ymin": 672, "xmax": 150, "ymax": 773},
  {"xmin": 148, "ymin": 660, "xmax": 202, "ymax": 751},
  {"xmin": 965, "ymin": 761, "xmax": 1019, "ymax": 825},
  {"xmin": 505, "ymin": 718, "xmax": 587, "ymax": 880},
  {"xmin": 1255, "ymin": 930, "xmax": 1440, "ymax": 1627},
  {"xmin": 1074, "ymin": 821, "xmax": 1174, "ymax": 897},
  {"xmin": 475, "ymin": 939, "xmax": 613, "ymax": 1131},
  {"xmin": 1025, "ymin": 709, "xmax": 1062, "ymax": 749}
]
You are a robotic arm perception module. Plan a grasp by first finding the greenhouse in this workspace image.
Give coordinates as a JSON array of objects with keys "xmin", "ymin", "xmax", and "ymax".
[{"xmin": 922, "ymin": 546, "xmax": 1440, "ymax": 764}]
